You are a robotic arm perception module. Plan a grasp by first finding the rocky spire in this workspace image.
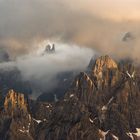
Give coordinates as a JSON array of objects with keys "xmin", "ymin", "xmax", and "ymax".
[
  {"xmin": 91, "ymin": 55, "xmax": 118, "ymax": 89},
  {"xmin": 4, "ymin": 89, "xmax": 28, "ymax": 115}
]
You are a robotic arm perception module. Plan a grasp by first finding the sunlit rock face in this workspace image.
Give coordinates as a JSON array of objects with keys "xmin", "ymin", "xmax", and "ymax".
[
  {"xmin": 90, "ymin": 55, "xmax": 119, "ymax": 90},
  {"xmin": 4, "ymin": 89, "xmax": 28, "ymax": 115},
  {"xmin": 0, "ymin": 89, "xmax": 53, "ymax": 140},
  {"xmin": 36, "ymin": 55, "xmax": 140, "ymax": 140},
  {"xmin": 0, "ymin": 90, "xmax": 32, "ymax": 140}
]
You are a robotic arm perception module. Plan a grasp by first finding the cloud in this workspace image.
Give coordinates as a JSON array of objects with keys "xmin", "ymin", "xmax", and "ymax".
[
  {"xmin": 0, "ymin": 41, "xmax": 95, "ymax": 97},
  {"xmin": 17, "ymin": 42, "xmax": 94, "ymax": 79},
  {"xmin": 0, "ymin": 0, "xmax": 140, "ymax": 61}
]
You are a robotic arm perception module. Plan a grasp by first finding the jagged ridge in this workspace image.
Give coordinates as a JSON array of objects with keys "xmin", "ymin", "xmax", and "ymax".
[{"xmin": 0, "ymin": 55, "xmax": 140, "ymax": 140}]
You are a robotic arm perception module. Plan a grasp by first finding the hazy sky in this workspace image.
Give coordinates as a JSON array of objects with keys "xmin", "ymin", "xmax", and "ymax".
[
  {"xmin": 0, "ymin": 0, "xmax": 140, "ymax": 60},
  {"xmin": 71, "ymin": 0, "xmax": 140, "ymax": 20}
]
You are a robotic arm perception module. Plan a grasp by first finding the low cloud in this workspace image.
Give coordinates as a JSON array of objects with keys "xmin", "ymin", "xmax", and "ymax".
[{"xmin": 0, "ymin": 41, "xmax": 95, "ymax": 97}]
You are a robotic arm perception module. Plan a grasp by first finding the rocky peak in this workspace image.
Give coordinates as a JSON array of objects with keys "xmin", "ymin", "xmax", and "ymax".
[
  {"xmin": 91, "ymin": 55, "xmax": 118, "ymax": 89},
  {"xmin": 43, "ymin": 43, "xmax": 55, "ymax": 55},
  {"xmin": 92, "ymin": 55, "xmax": 118, "ymax": 70},
  {"xmin": 122, "ymin": 32, "xmax": 135, "ymax": 42},
  {"xmin": 0, "ymin": 55, "xmax": 139, "ymax": 140},
  {"xmin": 4, "ymin": 89, "xmax": 28, "ymax": 115},
  {"xmin": 69, "ymin": 72, "xmax": 96, "ymax": 105}
]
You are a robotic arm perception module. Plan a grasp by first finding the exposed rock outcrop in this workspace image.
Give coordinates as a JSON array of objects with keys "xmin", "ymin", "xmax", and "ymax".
[
  {"xmin": 0, "ymin": 89, "xmax": 54, "ymax": 140},
  {"xmin": 4, "ymin": 90, "xmax": 28, "ymax": 115},
  {"xmin": 91, "ymin": 55, "xmax": 119, "ymax": 90},
  {"xmin": 0, "ymin": 55, "xmax": 140, "ymax": 140},
  {"xmin": 40, "ymin": 55, "xmax": 140, "ymax": 140},
  {"xmin": 0, "ymin": 90, "xmax": 33, "ymax": 140}
]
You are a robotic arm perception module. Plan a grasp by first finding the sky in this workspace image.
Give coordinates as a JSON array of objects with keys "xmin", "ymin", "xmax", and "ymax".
[
  {"xmin": 0, "ymin": 0, "xmax": 140, "ymax": 60},
  {"xmin": 0, "ymin": 0, "xmax": 140, "ymax": 97},
  {"xmin": 72, "ymin": 0, "xmax": 140, "ymax": 20}
]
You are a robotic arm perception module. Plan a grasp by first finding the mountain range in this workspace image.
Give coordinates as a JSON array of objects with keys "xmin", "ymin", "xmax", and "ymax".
[{"xmin": 0, "ymin": 55, "xmax": 140, "ymax": 140}]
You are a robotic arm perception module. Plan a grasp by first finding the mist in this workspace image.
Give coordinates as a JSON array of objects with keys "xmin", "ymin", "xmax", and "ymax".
[
  {"xmin": 0, "ymin": 0, "xmax": 140, "ymax": 61},
  {"xmin": 0, "ymin": 41, "xmax": 95, "ymax": 98}
]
